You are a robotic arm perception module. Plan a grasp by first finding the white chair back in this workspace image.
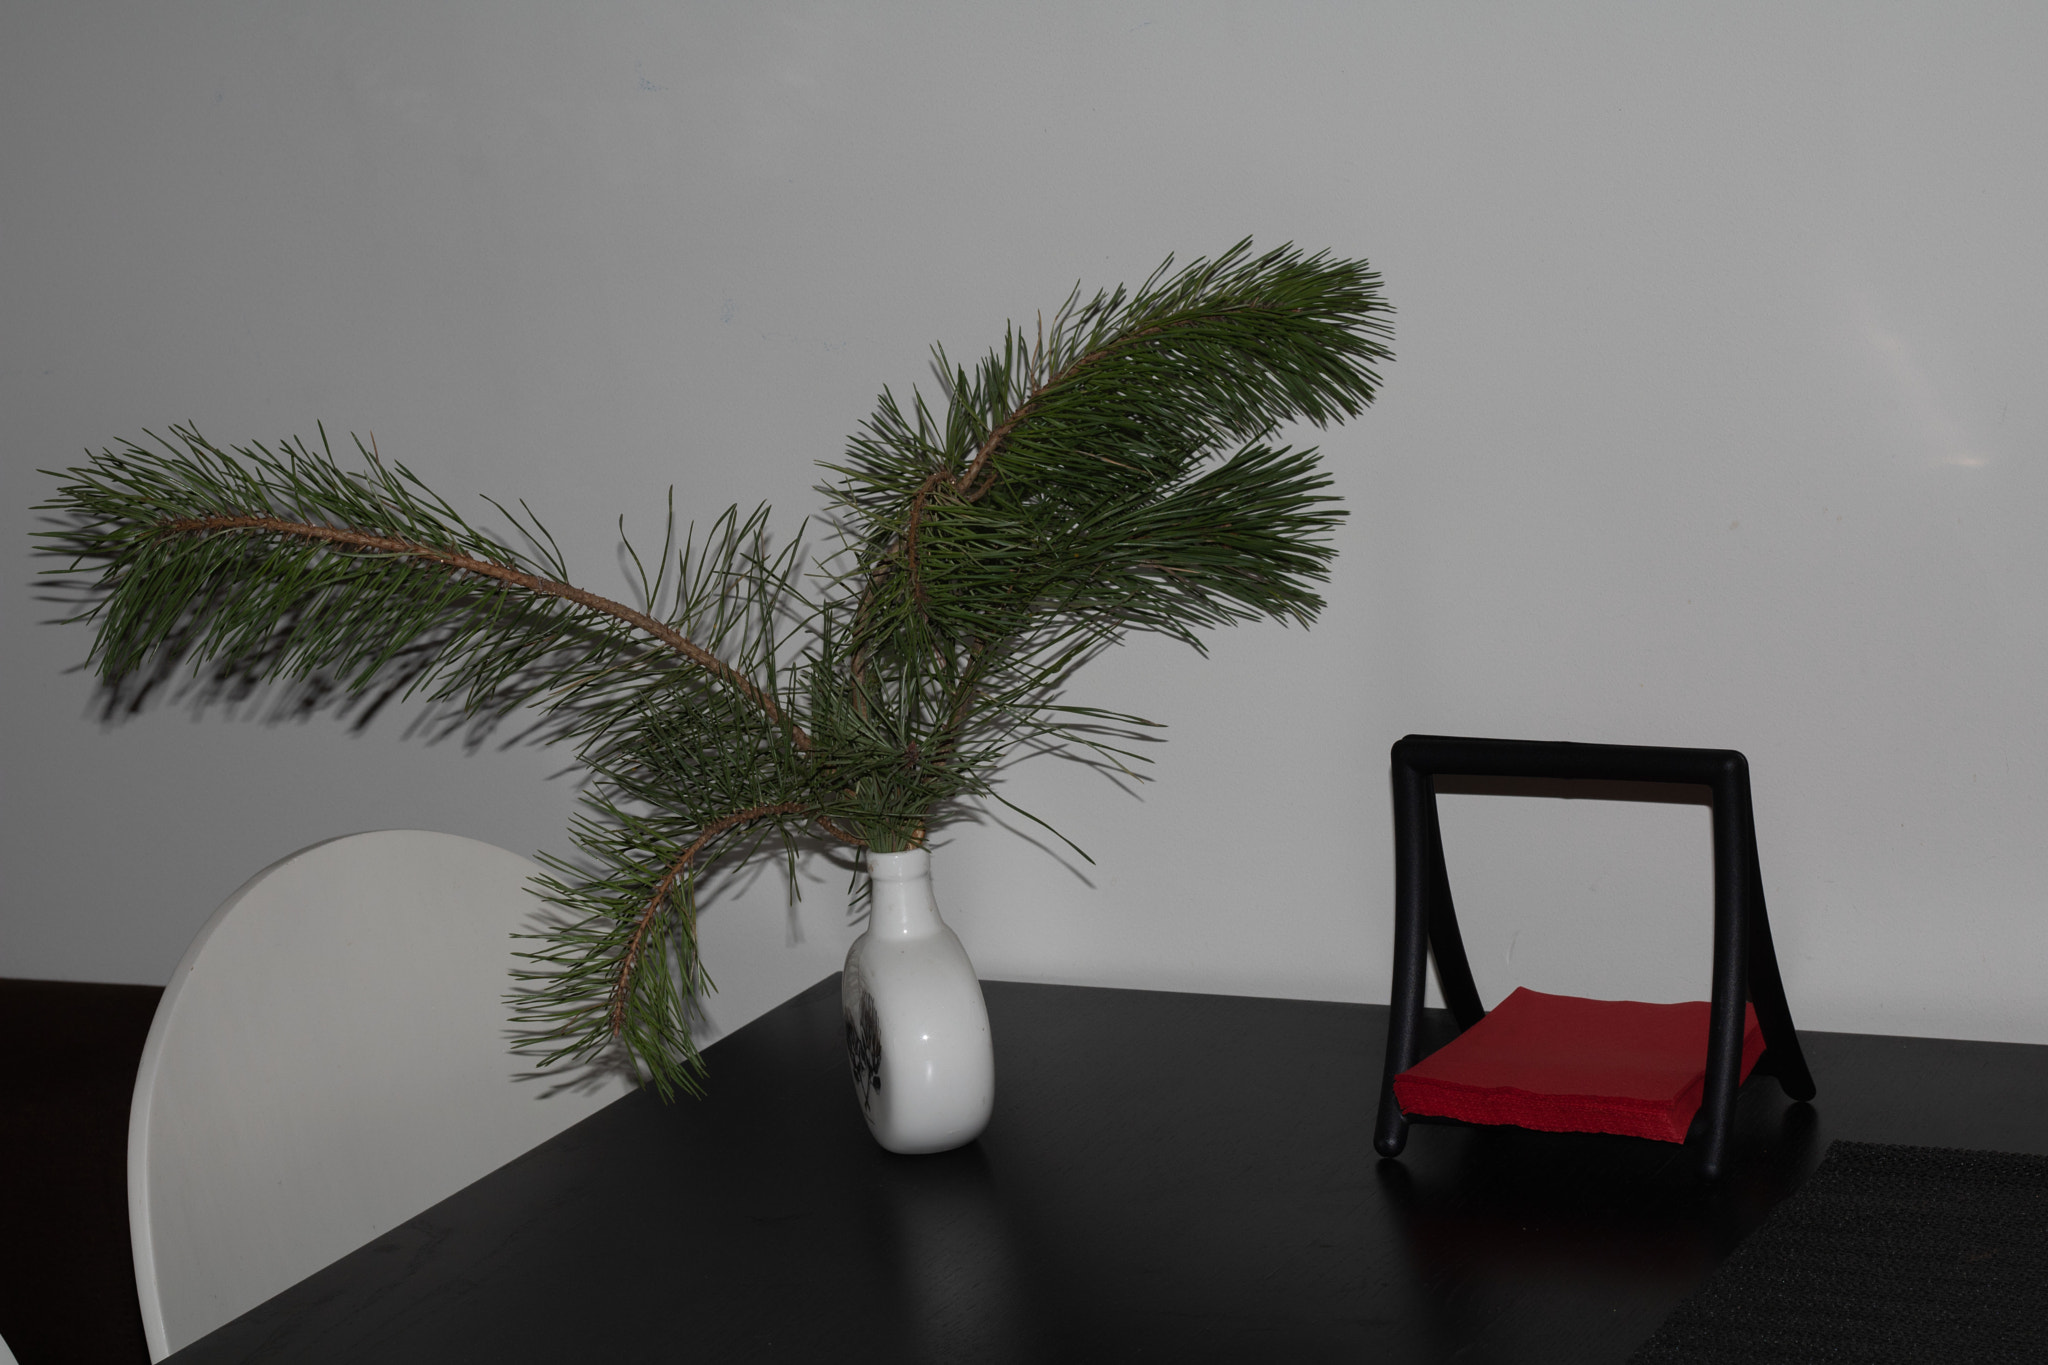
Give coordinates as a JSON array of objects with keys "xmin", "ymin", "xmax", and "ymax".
[{"xmin": 128, "ymin": 830, "xmax": 635, "ymax": 1359}]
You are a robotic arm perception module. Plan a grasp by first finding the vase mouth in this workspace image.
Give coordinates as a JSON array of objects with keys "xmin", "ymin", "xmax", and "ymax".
[{"xmin": 866, "ymin": 847, "xmax": 930, "ymax": 881}]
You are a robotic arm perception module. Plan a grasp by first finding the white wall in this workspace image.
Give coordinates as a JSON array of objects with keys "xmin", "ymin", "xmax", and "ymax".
[{"xmin": 5, "ymin": 3, "xmax": 2044, "ymax": 1048}]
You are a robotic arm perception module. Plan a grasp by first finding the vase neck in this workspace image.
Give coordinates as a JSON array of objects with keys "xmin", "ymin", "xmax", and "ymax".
[{"xmin": 866, "ymin": 849, "xmax": 942, "ymax": 939}]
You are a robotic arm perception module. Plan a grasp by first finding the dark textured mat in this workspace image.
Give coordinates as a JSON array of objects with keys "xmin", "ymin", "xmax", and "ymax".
[{"xmin": 1632, "ymin": 1140, "xmax": 2048, "ymax": 1364}]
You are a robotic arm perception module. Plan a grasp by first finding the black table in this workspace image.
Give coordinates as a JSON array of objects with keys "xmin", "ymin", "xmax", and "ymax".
[{"xmin": 167, "ymin": 977, "xmax": 2048, "ymax": 1363}]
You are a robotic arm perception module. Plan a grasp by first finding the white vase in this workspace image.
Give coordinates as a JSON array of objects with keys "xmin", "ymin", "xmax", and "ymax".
[{"xmin": 841, "ymin": 848, "xmax": 994, "ymax": 1154}]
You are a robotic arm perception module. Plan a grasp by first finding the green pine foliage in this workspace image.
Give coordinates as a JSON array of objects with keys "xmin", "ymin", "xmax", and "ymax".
[{"xmin": 38, "ymin": 241, "xmax": 1392, "ymax": 1098}]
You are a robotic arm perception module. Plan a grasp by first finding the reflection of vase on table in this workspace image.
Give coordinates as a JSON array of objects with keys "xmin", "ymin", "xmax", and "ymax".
[{"xmin": 842, "ymin": 849, "xmax": 993, "ymax": 1154}]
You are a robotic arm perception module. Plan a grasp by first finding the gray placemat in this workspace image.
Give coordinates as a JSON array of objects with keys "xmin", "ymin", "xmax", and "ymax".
[{"xmin": 1633, "ymin": 1141, "xmax": 2048, "ymax": 1363}]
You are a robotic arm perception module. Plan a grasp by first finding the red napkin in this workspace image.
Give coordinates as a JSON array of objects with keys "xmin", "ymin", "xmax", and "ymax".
[{"xmin": 1392, "ymin": 987, "xmax": 1764, "ymax": 1143}]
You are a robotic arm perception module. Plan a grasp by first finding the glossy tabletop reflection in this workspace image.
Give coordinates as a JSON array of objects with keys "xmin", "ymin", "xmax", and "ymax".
[{"xmin": 166, "ymin": 978, "xmax": 2048, "ymax": 1364}]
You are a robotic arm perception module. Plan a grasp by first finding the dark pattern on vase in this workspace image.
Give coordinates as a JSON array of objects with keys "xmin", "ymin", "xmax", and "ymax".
[{"xmin": 845, "ymin": 987, "xmax": 883, "ymax": 1116}]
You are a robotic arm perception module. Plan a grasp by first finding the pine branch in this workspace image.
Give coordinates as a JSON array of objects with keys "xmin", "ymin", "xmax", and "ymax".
[
  {"xmin": 818, "ymin": 240, "xmax": 1388, "ymax": 838},
  {"xmin": 605, "ymin": 800, "xmax": 809, "ymax": 1039},
  {"xmin": 155, "ymin": 510, "xmax": 800, "ymax": 739},
  {"xmin": 38, "ymin": 428, "xmax": 805, "ymax": 747},
  {"xmin": 826, "ymin": 241, "xmax": 1385, "ymax": 657},
  {"xmin": 40, "ymin": 240, "xmax": 1393, "ymax": 1101}
]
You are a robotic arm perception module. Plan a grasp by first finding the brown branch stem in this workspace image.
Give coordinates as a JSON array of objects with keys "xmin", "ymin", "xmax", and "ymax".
[
  {"xmin": 606, "ymin": 800, "xmax": 815, "ymax": 1037},
  {"xmin": 813, "ymin": 813, "xmax": 867, "ymax": 846},
  {"xmin": 161, "ymin": 513, "xmax": 813, "ymax": 751},
  {"xmin": 894, "ymin": 303, "xmax": 1258, "ymax": 606}
]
